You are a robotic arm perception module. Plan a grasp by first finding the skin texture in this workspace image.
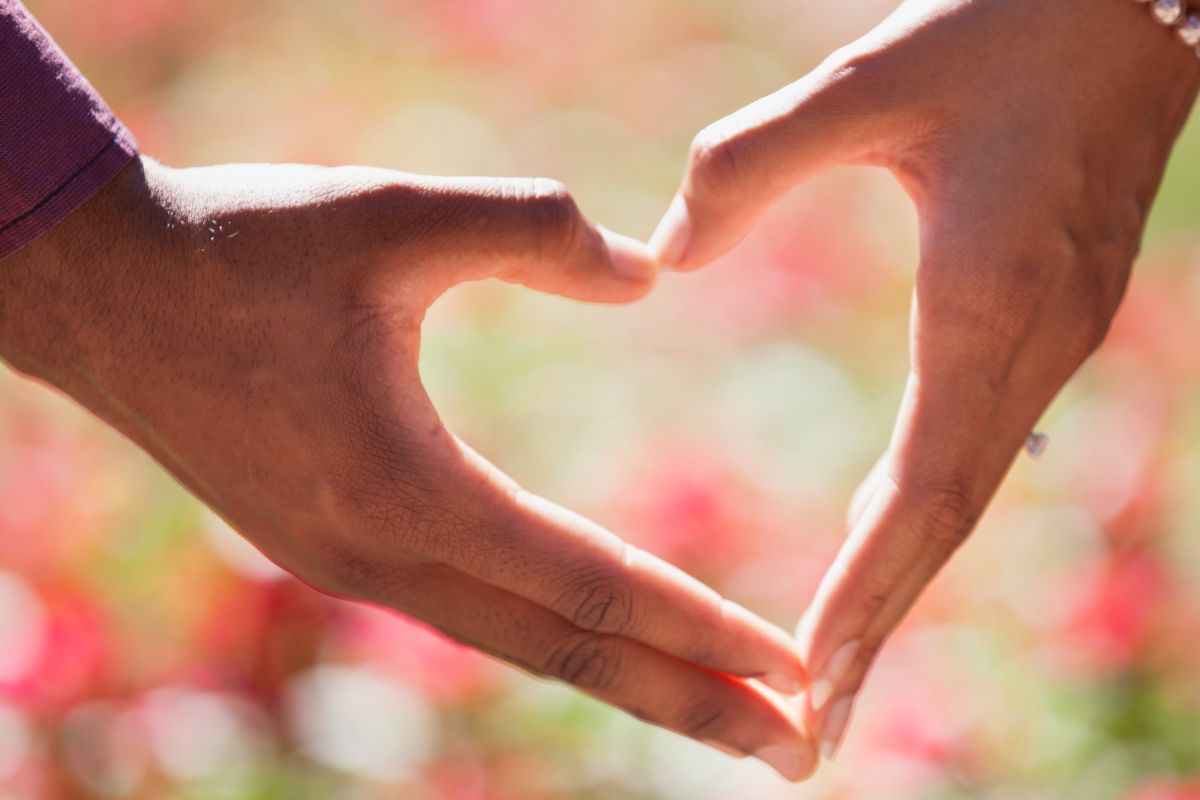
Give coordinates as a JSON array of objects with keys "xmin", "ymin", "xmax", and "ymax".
[
  {"xmin": 0, "ymin": 158, "xmax": 817, "ymax": 780},
  {"xmin": 650, "ymin": 0, "xmax": 1200, "ymax": 761}
]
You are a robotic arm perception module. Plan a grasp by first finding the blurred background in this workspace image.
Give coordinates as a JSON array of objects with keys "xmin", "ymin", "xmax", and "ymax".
[{"xmin": 3, "ymin": 0, "xmax": 1200, "ymax": 797}]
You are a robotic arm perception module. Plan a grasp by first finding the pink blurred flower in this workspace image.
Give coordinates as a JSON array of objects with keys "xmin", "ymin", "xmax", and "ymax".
[
  {"xmin": 1056, "ymin": 551, "xmax": 1170, "ymax": 674},
  {"xmin": 1106, "ymin": 270, "xmax": 1200, "ymax": 378},
  {"xmin": 677, "ymin": 191, "xmax": 887, "ymax": 339},
  {"xmin": 333, "ymin": 605, "xmax": 493, "ymax": 703},
  {"xmin": 0, "ymin": 429, "xmax": 77, "ymax": 572},
  {"xmin": 191, "ymin": 580, "xmax": 335, "ymax": 702},
  {"xmin": 869, "ymin": 695, "xmax": 966, "ymax": 768},
  {"xmin": 1064, "ymin": 385, "xmax": 1169, "ymax": 543},
  {"xmin": 855, "ymin": 634, "xmax": 978, "ymax": 777},
  {"xmin": 30, "ymin": 0, "xmax": 210, "ymax": 57},
  {"xmin": 1125, "ymin": 779, "xmax": 1200, "ymax": 800},
  {"xmin": 602, "ymin": 446, "xmax": 763, "ymax": 585},
  {"xmin": 1, "ymin": 585, "xmax": 111, "ymax": 715},
  {"xmin": 423, "ymin": 0, "xmax": 545, "ymax": 57}
]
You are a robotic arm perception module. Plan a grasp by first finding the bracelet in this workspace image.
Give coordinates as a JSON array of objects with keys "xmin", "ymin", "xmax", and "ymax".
[{"xmin": 1137, "ymin": 0, "xmax": 1200, "ymax": 55}]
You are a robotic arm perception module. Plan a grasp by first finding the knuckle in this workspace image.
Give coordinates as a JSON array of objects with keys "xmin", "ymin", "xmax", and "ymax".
[
  {"xmin": 519, "ymin": 177, "xmax": 582, "ymax": 256},
  {"xmin": 906, "ymin": 478, "xmax": 976, "ymax": 549},
  {"xmin": 857, "ymin": 590, "xmax": 889, "ymax": 625},
  {"xmin": 677, "ymin": 698, "xmax": 730, "ymax": 739},
  {"xmin": 687, "ymin": 127, "xmax": 742, "ymax": 197},
  {"xmin": 545, "ymin": 632, "xmax": 622, "ymax": 692},
  {"xmin": 557, "ymin": 564, "xmax": 635, "ymax": 634},
  {"xmin": 820, "ymin": 42, "xmax": 892, "ymax": 85},
  {"xmin": 812, "ymin": 48, "xmax": 882, "ymax": 110},
  {"xmin": 522, "ymin": 176, "xmax": 575, "ymax": 212}
]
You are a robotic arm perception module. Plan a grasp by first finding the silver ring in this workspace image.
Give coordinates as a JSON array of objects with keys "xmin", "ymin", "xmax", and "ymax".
[{"xmin": 1024, "ymin": 432, "xmax": 1049, "ymax": 459}]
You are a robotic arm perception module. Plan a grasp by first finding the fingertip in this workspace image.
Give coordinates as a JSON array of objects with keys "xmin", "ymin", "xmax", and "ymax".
[
  {"xmin": 722, "ymin": 600, "xmax": 809, "ymax": 689},
  {"xmin": 808, "ymin": 678, "xmax": 834, "ymax": 711},
  {"xmin": 647, "ymin": 194, "xmax": 692, "ymax": 269},
  {"xmin": 817, "ymin": 695, "xmax": 854, "ymax": 761},
  {"xmin": 761, "ymin": 673, "xmax": 805, "ymax": 695},
  {"xmin": 754, "ymin": 742, "xmax": 819, "ymax": 783},
  {"xmin": 597, "ymin": 225, "xmax": 659, "ymax": 287},
  {"xmin": 736, "ymin": 673, "xmax": 819, "ymax": 781},
  {"xmin": 798, "ymin": 735, "xmax": 822, "ymax": 782},
  {"xmin": 794, "ymin": 606, "xmax": 812, "ymax": 642}
]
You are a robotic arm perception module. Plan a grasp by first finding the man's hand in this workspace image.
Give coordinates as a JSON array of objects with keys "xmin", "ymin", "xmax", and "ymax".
[
  {"xmin": 649, "ymin": 0, "xmax": 1200, "ymax": 759},
  {"xmin": 0, "ymin": 158, "xmax": 815, "ymax": 779}
]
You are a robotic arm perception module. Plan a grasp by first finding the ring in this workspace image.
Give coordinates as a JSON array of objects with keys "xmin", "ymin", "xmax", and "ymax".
[{"xmin": 1024, "ymin": 431, "xmax": 1049, "ymax": 459}]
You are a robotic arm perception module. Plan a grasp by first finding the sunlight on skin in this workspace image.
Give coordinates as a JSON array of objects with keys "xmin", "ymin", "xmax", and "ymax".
[
  {"xmin": 0, "ymin": 156, "xmax": 817, "ymax": 780},
  {"xmin": 652, "ymin": 0, "xmax": 1200, "ymax": 763},
  {"xmin": 7, "ymin": 0, "xmax": 1200, "ymax": 792}
]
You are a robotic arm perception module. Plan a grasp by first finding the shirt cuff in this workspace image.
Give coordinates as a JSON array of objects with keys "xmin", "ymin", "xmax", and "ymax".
[{"xmin": 0, "ymin": 0, "xmax": 140, "ymax": 261}]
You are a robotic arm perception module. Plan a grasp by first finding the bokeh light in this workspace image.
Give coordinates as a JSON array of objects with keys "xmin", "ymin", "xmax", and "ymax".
[{"xmin": 4, "ymin": 0, "xmax": 1200, "ymax": 796}]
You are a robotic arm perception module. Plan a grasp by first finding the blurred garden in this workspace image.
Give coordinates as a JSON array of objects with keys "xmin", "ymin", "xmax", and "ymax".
[{"xmin": 3, "ymin": 0, "xmax": 1200, "ymax": 797}]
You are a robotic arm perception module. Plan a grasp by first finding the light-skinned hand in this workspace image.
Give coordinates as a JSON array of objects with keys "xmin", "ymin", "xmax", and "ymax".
[{"xmin": 650, "ymin": 0, "xmax": 1200, "ymax": 760}]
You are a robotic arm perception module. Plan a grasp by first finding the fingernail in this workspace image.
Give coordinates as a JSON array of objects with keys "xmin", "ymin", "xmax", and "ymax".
[
  {"xmin": 809, "ymin": 678, "xmax": 834, "ymax": 711},
  {"xmin": 810, "ymin": 639, "xmax": 860, "ymax": 712},
  {"xmin": 598, "ymin": 226, "xmax": 658, "ymax": 283},
  {"xmin": 647, "ymin": 194, "xmax": 691, "ymax": 267},
  {"xmin": 753, "ymin": 745, "xmax": 811, "ymax": 782},
  {"xmin": 794, "ymin": 607, "xmax": 813, "ymax": 641},
  {"xmin": 760, "ymin": 673, "xmax": 803, "ymax": 695},
  {"xmin": 819, "ymin": 696, "xmax": 854, "ymax": 761},
  {"xmin": 701, "ymin": 739, "xmax": 746, "ymax": 759}
]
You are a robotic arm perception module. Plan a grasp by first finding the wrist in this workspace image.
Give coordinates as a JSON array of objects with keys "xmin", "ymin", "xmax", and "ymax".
[
  {"xmin": 0, "ymin": 156, "xmax": 177, "ymax": 394},
  {"xmin": 1137, "ymin": 0, "xmax": 1200, "ymax": 53},
  {"xmin": 1118, "ymin": 0, "xmax": 1200, "ymax": 86},
  {"xmin": 1055, "ymin": 0, "xmax": 1200, "ymax": 147}
]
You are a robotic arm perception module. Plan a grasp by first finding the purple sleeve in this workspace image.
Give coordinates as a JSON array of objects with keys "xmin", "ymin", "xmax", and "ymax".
[{"xmin": 0, "ymin": 0, "xmax": 137, "ymax": 260}]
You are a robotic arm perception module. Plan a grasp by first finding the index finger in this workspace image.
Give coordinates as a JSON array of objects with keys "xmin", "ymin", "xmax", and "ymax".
[
  {"xmin": 381, "ymin": 564, "xmax": 817, "ymax": 780},
  {"xmin": 421, "ymin": 433, "xmax": 810, "ymax": 694},
  {"xmin": 796, "ymin": 294, "xmax": 1081, "ymax": 759}
]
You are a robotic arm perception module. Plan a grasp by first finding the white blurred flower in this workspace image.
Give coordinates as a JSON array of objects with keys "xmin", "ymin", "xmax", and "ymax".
[
  {"xmin": 641, "ymin": 727, "xmax": 791, "ymax": 800},
  {"xmin": 716, "ymin": 343, "xmax": 872, "ymax": 494},
  {"xmin": 0, "ymin": 570, "xmax": 46, "ymax": 683},
  {"xmin": 141, "ymin": 688, "xmax": 264, "ymax": 785},
  {"xmin": 285, "ymin": 665, "xmax": 438, "ymax": 780}
]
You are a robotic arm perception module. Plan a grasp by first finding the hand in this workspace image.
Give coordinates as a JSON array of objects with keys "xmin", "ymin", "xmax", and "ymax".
[
  {"xmin": 0, "ymin": 157, "xmax": 816, "ymax": 779},
  {"xmin": 649, "ymin": 0, "xmax": 1200, "ymax": 759}
]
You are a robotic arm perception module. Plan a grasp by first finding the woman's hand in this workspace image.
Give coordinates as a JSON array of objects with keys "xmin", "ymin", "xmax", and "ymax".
[
  {"xmin": 0, "ymin": 158, "xmax": 816, "ymax": 780},
  {"xmin": 650, "ymin": 0, "xmax": 1200, "ymax": 759}
]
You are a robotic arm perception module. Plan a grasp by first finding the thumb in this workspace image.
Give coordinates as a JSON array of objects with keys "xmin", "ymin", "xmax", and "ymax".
[
  {"xmin": 649, "ymin": 58, "xmax": 883, "ymax": 272},
  {"xmin": 413, "ymin": 176, "xmax": 659, "ymax": 304}
]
